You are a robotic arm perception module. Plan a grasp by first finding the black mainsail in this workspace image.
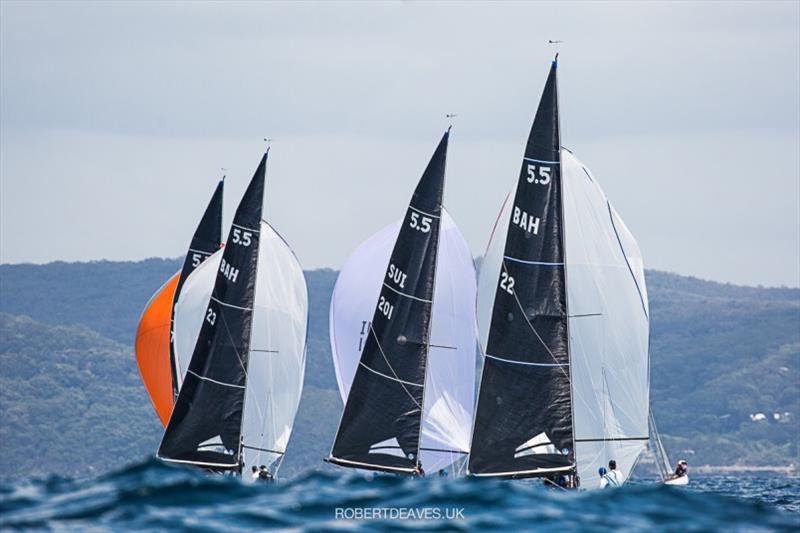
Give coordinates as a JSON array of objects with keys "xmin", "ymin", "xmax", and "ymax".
[
  {"xmin": 169, "ymin": 178, "xmax": 224, "ymax": 399},
  {"xmin": 158, "ymin": 154, "xmax": 266, "ymax": 470},
  {"xmin": 328, "ymin": 131, "xmax": 449, "ymax": 474},
  {"xmin": 469, "ymin": 58, "xmax": 576, "ymax": 479}
]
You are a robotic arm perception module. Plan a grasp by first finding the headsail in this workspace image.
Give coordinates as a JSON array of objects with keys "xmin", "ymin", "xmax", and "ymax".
[
  {"xmin": 330, "ymin": 209, "xmax": 476, "ymax": 474},
  {"xmin": 169, "ymin": 179, "xmax": 224, "ymax": 397},
  {"xmin": 328, "ymin": 131, "xmax": 450, "ymax": 474},
  {"xmin": 470, "ymin": 59, "xmax": 576, "ymax": 478},
  {"xmin": 563, "ymin": 149, "xmax": 650, "ymax": 488},
  {"xmin": 158, "ymin": 154, "xmax": 266, "ymax": 470},
  {"xmin": 135, "ymin": 179, "xmax": 224, "ymax": 426}
]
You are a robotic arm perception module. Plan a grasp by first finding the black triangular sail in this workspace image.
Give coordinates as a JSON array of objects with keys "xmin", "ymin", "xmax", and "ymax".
[
  {"xmin": 328, "ymin": 131, "xmax": 449, "ymax": 474},
  {"xmin": 169, "ymin": 178, "xmax": 224, "ymax": 399},
  {"xmin": 469, "ymin": 59, "xmax": 576, "ymax": 478},
  {"xmin": 158, "ymin": 154, "xmax": 267, "ymax": 470}
]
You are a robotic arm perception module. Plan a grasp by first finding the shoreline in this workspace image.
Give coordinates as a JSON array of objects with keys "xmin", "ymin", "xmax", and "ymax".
[{"xmin": 691, "ymin": 464, "xmax": 796, "ymax": 475}]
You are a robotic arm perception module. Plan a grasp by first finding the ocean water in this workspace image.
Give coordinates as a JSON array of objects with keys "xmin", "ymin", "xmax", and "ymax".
[{"xmin": 1, "ymin": 459, "xmax": 797, "ymax": 531}]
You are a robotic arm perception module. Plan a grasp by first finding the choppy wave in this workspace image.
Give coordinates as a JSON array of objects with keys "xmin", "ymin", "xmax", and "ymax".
[{"xmin": 1, "ymin": 458, "xmax": 797, "ymax": 531}]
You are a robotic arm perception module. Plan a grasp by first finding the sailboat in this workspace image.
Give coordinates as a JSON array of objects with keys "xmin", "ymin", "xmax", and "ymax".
[
  {"xmin": 157, "ymin": 151, "xmax": 308, "ymax": 478},
  {"xmin": 327, "ymin": 129, "xmax": 476, "ymax": 475},
  {"xmin": 135, "ymin": 179, "xmax": 224, "ymax": 426},
  {"xmin": 469, "ymin": 57, "xmax": 651, "ymax": 489}
]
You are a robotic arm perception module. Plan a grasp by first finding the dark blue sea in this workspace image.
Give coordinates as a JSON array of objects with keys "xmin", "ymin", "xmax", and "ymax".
[{"xmin": 1, "ymin": 459, "xmax": 797, "ymax": 531}]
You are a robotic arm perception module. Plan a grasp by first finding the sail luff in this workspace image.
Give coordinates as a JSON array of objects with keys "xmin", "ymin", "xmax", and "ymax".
[
  {"xmin": 328, "ymin": 131, "xmax": 449, "ymax": 474},
  {"xmin": 170, "ymin": 178, "xmax": 224, "ymax": 398},
  {"xmin": 469, "ymin": 59, "xmax": 575, "ymax": 478},
  {"xmin": 554, "ymin": 57, "xmax": 579, "ymax": 485},
  {"xmin": 157, "ymin": 154, "xmax": 267, "ymax": 470}
]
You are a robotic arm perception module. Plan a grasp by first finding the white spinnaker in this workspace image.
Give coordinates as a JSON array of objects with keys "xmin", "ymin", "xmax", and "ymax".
[
  {"xmin": 561, "ymin": 149, "xmax": 650, "ymax": 489},
  {"xmin": 173, "ymin": 223, "xmax": 308, "ymax": 478},
  {"xmin": 330, "ymin": 210, "xmax": 477, "ymax": 473},
  {"xmin": 240, "ymin": 221, "xmax": 308, "ymax": 477}
]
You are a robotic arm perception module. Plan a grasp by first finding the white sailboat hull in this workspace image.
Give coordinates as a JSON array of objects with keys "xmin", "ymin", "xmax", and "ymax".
[{"xmin": 664, "ymin": 475, "xmax": 690, "ymax": 486}]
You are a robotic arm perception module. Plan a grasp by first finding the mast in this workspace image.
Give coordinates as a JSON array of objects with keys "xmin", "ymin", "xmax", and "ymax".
[
  {"xmin": 169, "ymin": 178, "xmax": 224, "ymax": 399},
  {"xmin": 327, "ymin": 130, "xmax": 450, "ymax": 474},
  {"xmin": 470, "ymin": 58, "xmax": 576, "ymax": 479},
  {"xmin": 157, "ymin": 154, "xmax": 267, "ymax": 470}
]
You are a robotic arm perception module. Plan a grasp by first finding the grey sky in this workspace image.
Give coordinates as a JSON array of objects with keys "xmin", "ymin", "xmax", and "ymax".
[{"xmin": 1, "ymin": 1, "xmax": 798, "ymax": 287}]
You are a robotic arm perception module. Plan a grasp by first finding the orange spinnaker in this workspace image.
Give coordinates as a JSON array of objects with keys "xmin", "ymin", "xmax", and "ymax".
[{"xmin": 135, "ymin": 272, "xmax": 180, "ymax": 426}]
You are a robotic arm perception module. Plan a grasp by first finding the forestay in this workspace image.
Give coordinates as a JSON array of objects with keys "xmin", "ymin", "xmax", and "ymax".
[{"xmin": 330, "ymin": 210, "xmax": 476, "ymax": 473}]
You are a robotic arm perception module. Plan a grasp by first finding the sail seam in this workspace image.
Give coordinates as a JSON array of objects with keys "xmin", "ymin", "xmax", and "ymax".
[
  {"xmin": 231, "ymin": 222, "xmax": 260, "ymax": 233},
  {"xmin": 186, "ymin": 369, "xmax": 245, "ymax": 389},
  {"xmin": 408, "ymin": 205, "xmax": 441, "ymax": 219},
  {"xmin": 211, "ymin": 296, "xmax": 253, "ymax": 311},
  {"xmin": 523, "ymin": 157, "xmax": 560, "ymax": 164},
  {"xmin": 187, "ymin": 248, "xmax": 214, "ymax": 255},
  {"xmin": 485, "ymin": 353, "xmax": 566, "ymax": 367},
  {"xmin": 503, "ymin": 256, "xmax": 564, "ymax": 266},
  {"xmin": 358, "ymin": 361, "xmax": 423, "ymax": 388},
  {"xmin": 382, "ymin": 282, "xmax": 433, "ymax": 303}
]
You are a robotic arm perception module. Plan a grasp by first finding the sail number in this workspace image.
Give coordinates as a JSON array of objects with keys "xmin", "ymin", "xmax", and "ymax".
[
  {"xmin": 220, "ymin": 258, "xmax": 240, "ymax": 283},
  {"xmin": 191, "ymin": 252, "xmax": 204, "ymax": 267},
  {"xmin": 409, "ymin": 212, "xmax": 432, "ymax": 233},
  {"xmin": 387, "ymin": 264, "xmax": 408, "ymax": 289},
  {"xmin": 526, "ymin": 164, "xmax": 552, "ymax": 186},
  {"xmin": 206, "ymin": 307, "xmax": 217, "ymax": 326},
  {"xmin": 512, "ymin": 206, "xmax": 541, "ymax": 235},
  {"xmin": 500, "ymin": 272, "xmax": 515, "ymax": 294},
  {"xmin": 232, "ymin": 228, "xmax": 253, "ymax": 247},
  {"xmin": 378, "ymin": 296, "xmax": 394, "ymax": 319}
]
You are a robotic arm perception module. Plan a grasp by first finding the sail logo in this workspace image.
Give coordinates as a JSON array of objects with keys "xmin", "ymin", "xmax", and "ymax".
[
  {"xmin": 219, "ymin": 258, "xmax": 240, "ymax": 283},
  {"xmin": 197, "ymin": 436, "xmax": 234, "ymax": 456},
  {"xmin": 513, "ymin": 432, "xmax": 561, "ymax": 458},
  {"xmin": 512, "ymin": 206, "xmax": 540, "ymax": 235},
  {"xmin": 368, "ymin": 437, "xmax": 407, "ymax": 459}
]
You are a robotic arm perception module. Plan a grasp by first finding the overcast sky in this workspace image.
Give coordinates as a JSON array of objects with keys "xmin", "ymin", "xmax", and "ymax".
[{"xmin": 1, "ymin": 1, "xmax": 798, "ymax": 287}]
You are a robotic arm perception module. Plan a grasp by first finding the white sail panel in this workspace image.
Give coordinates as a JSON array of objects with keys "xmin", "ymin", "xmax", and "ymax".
[
  {"xmin": 476, "ymin": 193, "xmax": 512, "ymax": 353},
  {"xmin": 173, "ymin": 249, "xmax": 223, "ymax": 390},
  {"xmin": 561, "ymin": 149, "xmax": 650, "ymax": 488},
  {"xmin": 241, "ymin": 221, "xmax": 308, "ymax": 476},
  {"xmin": 330, "ymin": 210, "xmax": 477, "ymax": 473}
]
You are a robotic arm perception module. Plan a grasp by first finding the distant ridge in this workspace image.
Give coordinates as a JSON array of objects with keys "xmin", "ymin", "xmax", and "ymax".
[{"xmin": 0, "ymin": 259, "xmax": 797, "ymax": 479}]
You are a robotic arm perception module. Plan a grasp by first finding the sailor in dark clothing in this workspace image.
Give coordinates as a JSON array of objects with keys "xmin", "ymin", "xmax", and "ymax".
[{"xmin": 257, "ymin": 465, "xmax": 273, "ymax": 481}]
